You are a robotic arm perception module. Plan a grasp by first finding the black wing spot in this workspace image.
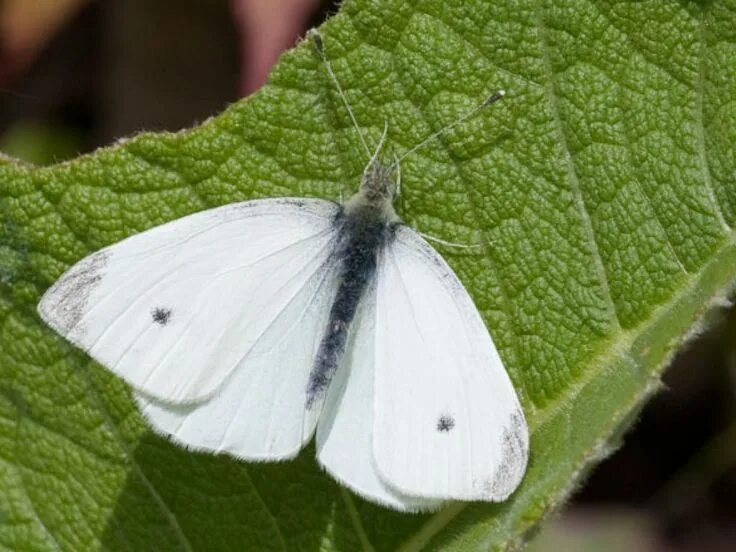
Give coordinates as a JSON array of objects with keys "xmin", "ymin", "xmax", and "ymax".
[
  {"xmin": 151, "ymin": 307, "xmax": 172, "ymax": 325},
  {"xmin": 437, "ymin": 415, "xmax": 455, "ymax": 433}
]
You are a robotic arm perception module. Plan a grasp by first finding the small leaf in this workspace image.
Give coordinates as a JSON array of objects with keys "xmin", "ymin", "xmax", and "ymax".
[{"xmin": 1, "ymin": 0, "xmax": 735, "ymax": 550}]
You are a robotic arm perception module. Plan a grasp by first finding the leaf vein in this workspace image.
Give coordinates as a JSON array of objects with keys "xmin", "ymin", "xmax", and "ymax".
[
  {"xmin": 79, "ymin": 365, "xmax": 195, "ymax": 552},
  {"xmin": 340, "ymin": 487, "xmax": 375, "ymax": 552},
  {"xmin": 532, "ymin": 2, "xmax": 622, "ymax": 330},
  {"xmin": 3, "ymin": 387, "xmax": 63, "ymax": 551},
  {"xmin": 237, "ymin": 467, "xmax": 289, "ymax": 551},
  {"xmin": 694, "ymin": 8, "xmax": 731, "ymax": 231}
]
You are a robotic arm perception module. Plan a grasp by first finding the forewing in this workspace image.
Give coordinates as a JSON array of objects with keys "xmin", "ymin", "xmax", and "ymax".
[
  {"xmin": 316, "ymin": 283, "xmax": 442, "ymax": 511},
  {"xmin": 135, "ymin": 256, "xmax": 342, "ymax": 460},
  {"xmin": 38, "ymin": 198, "xmax": 341, "ymax": 403},
  {"xmin": 372, "ymin": 226, "xmax": 528, "ymax": 502}
]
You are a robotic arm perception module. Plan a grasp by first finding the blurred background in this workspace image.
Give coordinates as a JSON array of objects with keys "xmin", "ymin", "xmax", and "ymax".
[{"xmin": 1, "ymin": 1, "xmax": 735, "ymax": 550}]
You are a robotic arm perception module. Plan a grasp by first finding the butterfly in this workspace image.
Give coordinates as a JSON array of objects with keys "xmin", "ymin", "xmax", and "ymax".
[{"xmin": 37, "ymin": 30, "xmax": 528, "ymax": 512}]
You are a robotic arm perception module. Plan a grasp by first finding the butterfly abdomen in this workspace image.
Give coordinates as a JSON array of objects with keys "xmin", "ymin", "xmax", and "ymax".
[{"xmin": 305, "ymin": 205, "xmax": 396, "ymax": 408}]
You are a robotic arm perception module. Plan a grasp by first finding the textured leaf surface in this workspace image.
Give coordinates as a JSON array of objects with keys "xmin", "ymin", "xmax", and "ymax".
[{"xmin": 1, "ymin": 0, "xmax": 735, "ymax": 550}]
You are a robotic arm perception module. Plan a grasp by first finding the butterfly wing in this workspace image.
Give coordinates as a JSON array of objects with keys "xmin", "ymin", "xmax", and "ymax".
[
  {"xmin": 135, "ymin": 250, "xmax": 342, "ymax": 460},
  {"xmin": 316, "ymin": 284, "xmax": 443, "ymax": 511},
  {"xmin": 371, "ymin": 226, "xmax": 528, "ymax": 502},
  {"xmin": 38, "ymin": 198, "xmax": 342, "ymax": 405}
]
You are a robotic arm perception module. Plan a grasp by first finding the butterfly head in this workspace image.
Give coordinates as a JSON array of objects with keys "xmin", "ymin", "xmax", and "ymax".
[
  {"xmin": 360, "ymin": 157, "xmax": 397, "ymax": 203},
  {"xmin": 344, "ymin": 156, "xmax": 400, "ymax": 223},
  {"xmin": 343, "ymin": 120, "xmax": 401, "ymax": 222}
]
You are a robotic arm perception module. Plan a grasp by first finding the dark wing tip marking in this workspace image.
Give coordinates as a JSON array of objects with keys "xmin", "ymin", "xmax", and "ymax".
[
  {"xmin": 436, "ymin": 414, "xmax": 455, "ymax": 432},
  {"xmin": 478, "ymin": 410, "xmax": 529, "ymax": 499},
  {"xmin": 151, "ymin": 307, "xmax": 172, "ymax": 325},
  {"xmin": 40, "ymin": 251, "xmax": 110, "ymax": 334}
]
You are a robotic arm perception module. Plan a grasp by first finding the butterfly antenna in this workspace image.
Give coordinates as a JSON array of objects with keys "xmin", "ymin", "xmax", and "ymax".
[
  {"xmin": 366, "ymin": 120, "xmax": 389, "ymax": 170},
  {"xmin": 394, "ymin": 154, "xmax": 402, "ymax": 197},
  {"xmin": 391, "ymin": 90, "xmax": 506, "ymax": 169},
  {"xmin": 311, "ymin": 30, "xmax": 372, "ymax": 160}
]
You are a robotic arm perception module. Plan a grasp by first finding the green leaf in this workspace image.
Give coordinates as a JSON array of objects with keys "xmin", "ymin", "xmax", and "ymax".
[{"xmin": 2, "ymin": 0, "xmax": 735, "ymax": 549}]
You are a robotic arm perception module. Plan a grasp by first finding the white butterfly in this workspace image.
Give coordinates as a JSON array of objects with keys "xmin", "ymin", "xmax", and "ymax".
[{"xmin": 37, "ymin": 30, "xmax": 528, "ymax": 512}]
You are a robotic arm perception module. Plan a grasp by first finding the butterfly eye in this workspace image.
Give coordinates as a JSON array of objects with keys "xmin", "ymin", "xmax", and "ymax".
[
  {"xmin": 151, "ymin": 307, "xmax": 172, "ymax": 325},
  {"xmin": 436, "ymin": 414, "xmax": 455, "ymax": 433}
]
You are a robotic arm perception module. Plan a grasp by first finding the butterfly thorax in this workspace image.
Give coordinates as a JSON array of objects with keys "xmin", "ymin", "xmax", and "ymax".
[{"xmin": 305, "ymin": 163, "xmax": 400, "ymax": 408}]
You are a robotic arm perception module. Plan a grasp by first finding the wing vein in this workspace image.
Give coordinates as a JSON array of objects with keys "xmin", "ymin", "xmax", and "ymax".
[
  {"xmin": 108, "ymin": 200, "xmax": 336, "ymax": 263},
  {"xmin": 217, "ymin": 257, "xmax": 339, "ymax": 450},
  {"xmin": 139, "ymin": 231, "xmax": 338, "ymax": 395},
  {"xmin": 77, "ymin": 227, "xmax": 333, "ymax": 343}
]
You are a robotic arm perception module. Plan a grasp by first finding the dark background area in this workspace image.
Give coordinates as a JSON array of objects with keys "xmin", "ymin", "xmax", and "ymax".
[{"xmin": 2, "ymin": 2, "xmax": 734, "ymax": 550}]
